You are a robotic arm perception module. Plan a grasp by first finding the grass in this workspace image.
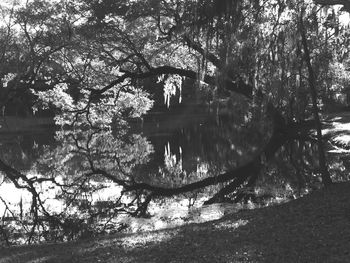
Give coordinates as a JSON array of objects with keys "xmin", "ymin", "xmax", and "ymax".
[{"xmin": 1, "ymin": 181, "xmax": 349, "ymax": 263}]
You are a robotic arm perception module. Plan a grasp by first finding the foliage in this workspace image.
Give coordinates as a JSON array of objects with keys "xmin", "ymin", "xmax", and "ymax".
[
  {"xmin": 33, "ymin": 83, "xmax": 153, "ymax": 128},
  {"xmin": 0, "ymin": 0, "xmax": 350, "ymax": 245}
]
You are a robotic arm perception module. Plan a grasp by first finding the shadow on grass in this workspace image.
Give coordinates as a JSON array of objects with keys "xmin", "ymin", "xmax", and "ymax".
[{"xmin": 1, "ymin": 182, "xmax": 350, "ymax": 263}]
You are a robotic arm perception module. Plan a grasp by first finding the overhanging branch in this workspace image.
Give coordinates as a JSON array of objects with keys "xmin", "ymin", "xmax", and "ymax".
[
  {"xmin": 92, "ymin": 65, "xmax": 253, "ymax": 99},
  {"xmin": 313, "ymin": 0, "xmax": 350, "ymax": 11}
]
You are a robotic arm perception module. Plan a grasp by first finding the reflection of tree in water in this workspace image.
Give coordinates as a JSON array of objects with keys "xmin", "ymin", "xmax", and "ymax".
[
  {"xmin": 0, "ymin": 127, "xmax": 155, "ymax": 244},
  {"xmin": 251, "ymin": 139, "xmax": 350, "ymax": 205},
  {"xmin": 0, "ymin": 110, "xmax": 333, "ymax": 245},
  {"xmin": 136, "ymin": 103, "xmax": 269, "ymax": 188},
  {"xmin": 251, "ymin": 140, "xmax": 320, "ymax": 204},
  {"xmin": 0, "ymin": 131, "xmax": 55, "ymax": 172},
  {"xmin": 37, "ymin": 129, "xmax": 153, "ymax": 180}
]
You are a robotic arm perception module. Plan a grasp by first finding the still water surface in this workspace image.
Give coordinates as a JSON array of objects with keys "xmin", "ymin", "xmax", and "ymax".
[{"xmin": 0, "ymin": 107, "xmax": 349, "ymax": 243}]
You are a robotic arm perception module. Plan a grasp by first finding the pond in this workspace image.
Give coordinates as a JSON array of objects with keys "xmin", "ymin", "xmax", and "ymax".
[{"xmin": 0, "ymin": 105, "xmax": 349, "ymax": 245}]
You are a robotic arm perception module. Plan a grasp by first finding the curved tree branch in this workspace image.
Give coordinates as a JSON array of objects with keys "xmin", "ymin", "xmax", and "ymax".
[
  {"xmin": 314, "ymin": 0, "xmax": 350, "ymax": 12},
  {"xmin": 91, "ymin": 65, "xmax": 253, "ymax": 99}
]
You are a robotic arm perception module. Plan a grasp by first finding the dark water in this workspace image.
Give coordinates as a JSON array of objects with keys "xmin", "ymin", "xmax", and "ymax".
[
  {"xmin": 0, "ymin": 108, "xmax": 349, "ymax": 244},
  {"xmin": 0, "ymin": 105, "xmax": 264, "ymax": 188},
  {"xmin": 127, "ymin": 105, "xmax": 265, "ymax": 186}
]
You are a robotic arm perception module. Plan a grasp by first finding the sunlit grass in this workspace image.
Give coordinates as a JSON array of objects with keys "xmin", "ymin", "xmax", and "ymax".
[
  {"xmin": 323, "ymin": 113, "xmax": 350, "ymax": 134},
  {"xmin": 120, "ymin": 201, "xmax": 240, "ymax": 233},
  {"xmin": 118, "ymin": 231, "xmax": 178, "ymax": 248},
  {"xmin": 213, "ymin": 219, "xmax": 249, "ymax": 231},
  {"xmin": 324, "ymin": 122, "xmax": 350, "ymax": 134},
  {"xmin": 329, "ymin": 134, "xmax": 350, "ymax": 153},
  {"xmin": 324, "ymin": 113, "xmax": 350, "ymax": 153}
]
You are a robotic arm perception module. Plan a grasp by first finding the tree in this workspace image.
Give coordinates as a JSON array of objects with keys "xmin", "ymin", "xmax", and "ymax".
[
  {"xmin": 1, "ymin": 0, "xmax": 349, "ymax": 244},
  {"xmin": 299, "ymin": 5, "xmax": 332, "ymax": 186}
]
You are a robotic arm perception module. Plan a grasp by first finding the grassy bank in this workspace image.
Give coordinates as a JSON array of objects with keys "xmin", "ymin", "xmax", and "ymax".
[{"xmin": 1, "ymin": 181, "xmax": 349, "ymax": 263}]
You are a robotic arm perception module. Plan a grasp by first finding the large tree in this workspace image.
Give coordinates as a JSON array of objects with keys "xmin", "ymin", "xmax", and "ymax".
[{"xmin": 1, "ymin": 0, "xmax": 349, "ymax": 244}]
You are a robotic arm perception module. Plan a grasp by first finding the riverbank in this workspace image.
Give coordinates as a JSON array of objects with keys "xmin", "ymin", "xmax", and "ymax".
[{"xmin": 1, "ymin": 181, "xmax": 349, "ymax": 263}]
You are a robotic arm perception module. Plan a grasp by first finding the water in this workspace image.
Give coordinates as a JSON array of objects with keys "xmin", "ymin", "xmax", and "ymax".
[{"xmin": 0, "ymin": 108, "xmax": 349, "ymax": 244}]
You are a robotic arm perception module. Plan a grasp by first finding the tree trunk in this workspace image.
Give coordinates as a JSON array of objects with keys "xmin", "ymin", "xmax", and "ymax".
[{"xmin": 299, "ymin": 11, "xmax": 332, "ymax": 186}]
